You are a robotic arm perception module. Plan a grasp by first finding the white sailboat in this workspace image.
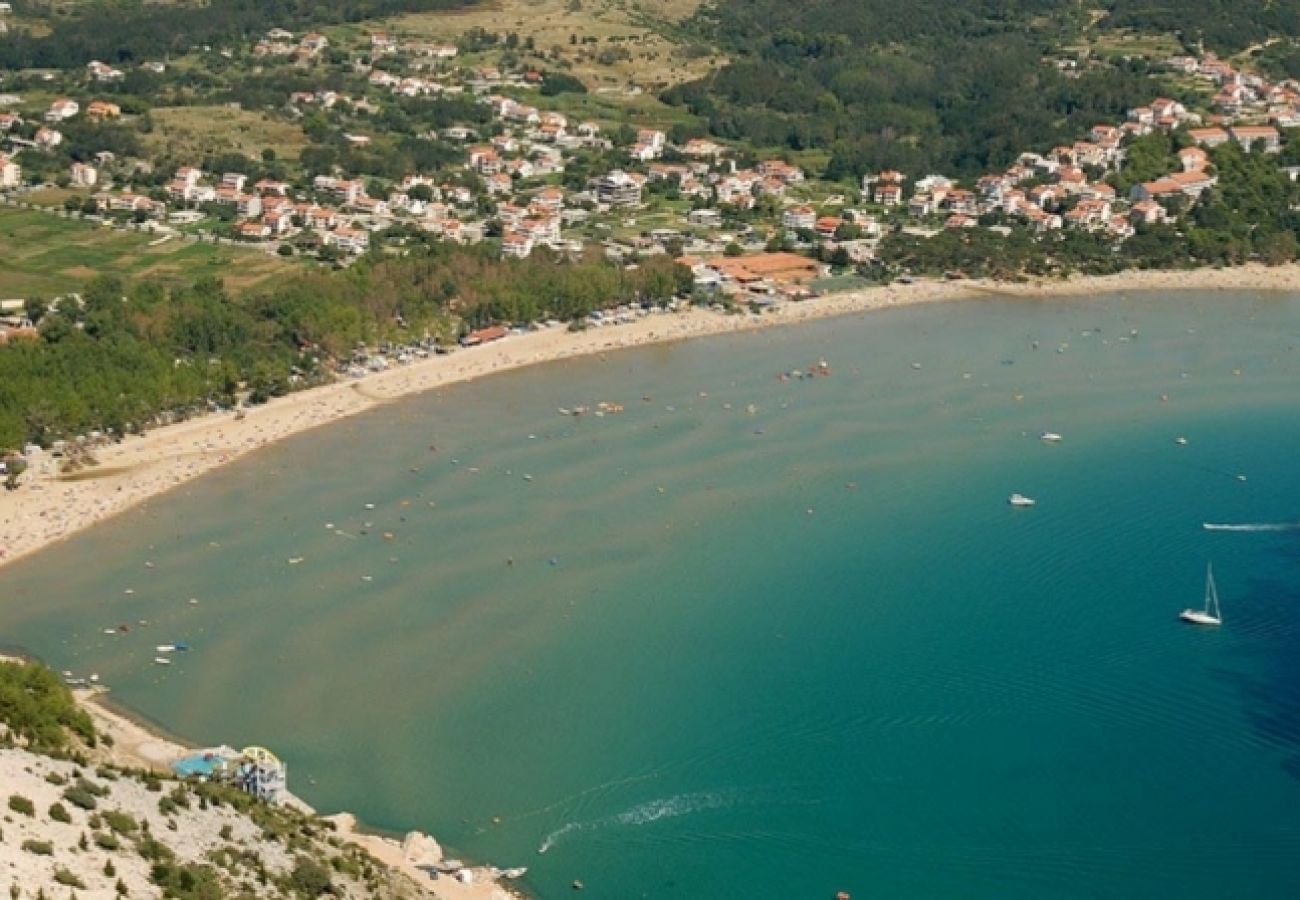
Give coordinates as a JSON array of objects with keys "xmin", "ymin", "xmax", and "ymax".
[{"xmin": 1180, "ymin": 564, "xmax": 1222, "ymax": 626}]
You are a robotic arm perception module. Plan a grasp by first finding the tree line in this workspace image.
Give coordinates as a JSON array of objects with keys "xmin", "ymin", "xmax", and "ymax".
[
  {"xmin": 0, "ymin": 243, "xmax": 690, "ymax": 451},
  {"xmin": 0, "ymin": 0, "xmax": 480, "ymax": 70}
]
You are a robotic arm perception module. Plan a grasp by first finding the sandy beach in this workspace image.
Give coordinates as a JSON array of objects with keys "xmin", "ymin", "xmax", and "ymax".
[{"xmin": 2, "ymin": 264, "xmax": 1297, "ymax": 573}]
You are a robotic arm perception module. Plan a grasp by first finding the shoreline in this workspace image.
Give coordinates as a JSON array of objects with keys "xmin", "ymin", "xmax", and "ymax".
[
  {"xmin": 0, "ymin": 652, "xmax": 521, "ymax": 899},
  {"xmin": 2, "ymin": 264, "xmax": 1297, "ymax": 574}
]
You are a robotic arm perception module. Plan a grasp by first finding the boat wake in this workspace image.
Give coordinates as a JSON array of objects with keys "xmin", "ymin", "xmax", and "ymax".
[
  {"xmin": 537, "ymin": 790, "xmax": 738, "ymax": 854},
  {"xmin": 1203, "ymin": 522, "xmax": 1300, "ymax": 533}
]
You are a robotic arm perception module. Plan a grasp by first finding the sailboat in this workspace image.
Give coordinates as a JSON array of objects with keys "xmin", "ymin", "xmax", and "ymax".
[{"xmin": 1180, "ymin": 564, "xmax": 1222, "ymax": 626}]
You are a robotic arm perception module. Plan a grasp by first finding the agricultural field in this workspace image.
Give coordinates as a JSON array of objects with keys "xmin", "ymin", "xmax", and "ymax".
[
  {"xmin": 377, "ymin": 0, "xmax": 718, "ymax": 91},
  {"xmin": 0, "ymin": 207, "xmax": 297, "ymax": 299},
  {"xmin": 142, "ymin": 106, "xmax": 310, "ymax": 162}
]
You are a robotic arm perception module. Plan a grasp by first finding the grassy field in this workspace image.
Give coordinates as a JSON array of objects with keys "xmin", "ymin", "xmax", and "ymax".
[
  {"xmin": 143, "ymin": 106, "xmax": 310, "ymax": 162},
  {"xmin": 0, "ymin": 208, "xmax": 296, "ymax": 299},
  {"xmin": 381, "ymin": 0, "xmax": 718, "ymax": 92}
]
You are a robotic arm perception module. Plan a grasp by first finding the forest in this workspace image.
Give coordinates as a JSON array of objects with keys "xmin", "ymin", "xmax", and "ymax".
[
  {"xmin": 0, "ymin": 245, "xmax": 690, "ymax": 451},
  {"xmin": 0, "ymin": 0, "xmax": 478, "ymax": 69},
  {"xmin": 663, "ymin": 0, "xmax": 1300, "ymax": 178}
]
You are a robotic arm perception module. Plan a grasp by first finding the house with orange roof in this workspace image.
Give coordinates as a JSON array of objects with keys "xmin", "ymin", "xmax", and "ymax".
[{"xmin": 1228, "ymin": 125, "xmax": 1281, "ymax": 153}]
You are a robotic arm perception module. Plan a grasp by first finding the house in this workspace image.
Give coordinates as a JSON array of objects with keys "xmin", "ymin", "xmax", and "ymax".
[
  {"xmin": 87, "ymin": 60, "xmax": 124, "ymax": 82},
  {"xmin": 86, "ymin": 101, "xmax": 121, "ymax": 120},
  {"xmin": 758, "ymin": 160, "xmax": 804, "ymax": 183},
  {"xmin": 865, "ymin": 180, "xmax": 899, "ymax": 205},
  {"xmin": 324, "ymin": 226, "xmax": 369, "ymax": 255},
  {"xmin": 908, "ymin": 194, "xmax": 937, "ymax": 217},
  {"xmin": 596, "ymin": 170, "xmax": 643, "ymax": 207},
  {"xmin": 237, "ymin": 220, "xmax": 272, "ymax": 240},
  {"xmin": 686, "ymin": 208, "xmax": 722, "ymax": 228},
  {"xmin": 70, "ymin": 162, "xmax": 97, "ymax": 188},
  {"xmin": 533, "ymin": 186, "xmax": 565, "ymax": 212},
  {"xmin": 0, "ymin": 154, "xmax": 20, "ymax": 188},
  {"xmin": 782, "ymin": 205, "xmax": 816, "ymax": 231},
  {"xmin": 814, "ymin": 215, "xmax": 842, "ymax": 238},
  {"xmin": 468, "ymin": 145, "xmax": 501, "ymax": 175},
  {"xmin": 1228, "ymin": 125, "xmax": 1281, "ymax": 153},
  {"xmin": 1187, "ymin": 127, "xmax": 1231, "ymax": 148},
  {"xmin": 1129, "ymin": 200, "xmax": 1166, "ymax": 224},
  {"xmin": 34, "ymin": 127, "xmax": 63, "ymax": 149},
  {"xmin": 1178, "ymin": 147, "xmax": 1209, "ymax": 172},
  {"xmin": 222, "ymin": 172, "xmax": 248, "ymax": 192},
  {"xmin": 682, "ymin": 138, "xmax": 724, "ymax": 158},
  {"xmin": 300, "ymin": 32, "xmax": 329, "ymax": 52},
  {"xmin": 500, "ymin": 231, "xmax": 533, "ymax": 258},
  {"xmin": 370, "ymin": 32, "xmax": 398, "ymax": 54},
  {"xmin": 45, "ymin": 99, "xmax": 79, "ymax": 122},
  {"xmin": 0, "ymin": 113, "xmax": 20, "ymax": 132}
]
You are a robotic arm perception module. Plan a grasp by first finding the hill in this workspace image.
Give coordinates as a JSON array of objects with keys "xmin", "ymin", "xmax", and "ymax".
[
  {"xmin": 0, "ymin": 658, "xmax": 513, "ymax": 899},
  {"xmin": 662, "ymin": 0, "xmax": 1300, "ymax": 177}
]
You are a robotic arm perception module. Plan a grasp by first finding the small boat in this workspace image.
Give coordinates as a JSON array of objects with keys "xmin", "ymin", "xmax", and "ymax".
[
  {"xmin": 502, "ymin": 868, "xmax": 528, "ymax": 879},
  {"xmin": 153, "ymin": 657, "xmax": 172, "ymax": 665},
  {"xmin": 1180, "ymin": 564, "xmax": 1222, "ymax": 626},
  {"xmin": 1174, "ymin": 436, "xmax": 1188, "ymax": 446},
  {"xmin": 1008, "ymin": 493, "xmax": 1036, "ymax": 507},
  {"xmin": 174, "ymin": 643, "xmax": 190, "ymax": 652},
  {"xmin": 155, "ymin": 644, "xmax": 176, "ymax": 653},
  {"xmin": 288, "ymin": 556, "xmax": 305, "ymax": 565},
  {"xmin": 1039, "ymin": 432, "xmax": 1063, "ymax": 443}
]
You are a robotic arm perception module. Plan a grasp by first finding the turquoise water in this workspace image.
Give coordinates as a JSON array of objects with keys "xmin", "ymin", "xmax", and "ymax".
[{"xmin": 5, "ymin": 291, "xmax": 1300, "ymax": 897}]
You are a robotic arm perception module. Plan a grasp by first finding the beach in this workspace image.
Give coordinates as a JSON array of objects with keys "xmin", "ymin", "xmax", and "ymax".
[
  {"xmin": 5, "ymin": 281, "xmax": 1300, "ymax": 898},
  {"xmin": 2, "ymin": 263, "xmax": 1297, "ymax": 574}
]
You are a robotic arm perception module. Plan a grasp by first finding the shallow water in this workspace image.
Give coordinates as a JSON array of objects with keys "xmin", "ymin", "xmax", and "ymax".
[{"xmin": 6, "ymin": 291, "xmax": 1300, "ymax": 898}]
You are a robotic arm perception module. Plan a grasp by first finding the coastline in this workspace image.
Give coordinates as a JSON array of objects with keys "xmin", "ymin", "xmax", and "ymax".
[
  {"xmin": 2, "ymin": 263, "xmax": 1297, "ymax": 575},
  {"xmin": 0, "ymin": 652, "xmax": 520, "ymax": 900}
]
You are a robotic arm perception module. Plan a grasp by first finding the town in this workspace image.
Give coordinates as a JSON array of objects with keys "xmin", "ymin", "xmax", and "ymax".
[{"xmin": 1, "ymin": 13, "xmax": 1298, "ymax": 316}]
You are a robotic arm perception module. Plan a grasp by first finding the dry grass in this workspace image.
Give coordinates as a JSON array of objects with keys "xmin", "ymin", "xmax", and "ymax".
[
  {"xmin": 143, "ymin": 106, "xmax": 310, "ymax": 162},
  {"xmin": 382, "ymin": 0, "xmax": 718, "ymax": 91},
  {"xmin": 0, "ymin": 208, "xmax": 297, "ymax": 297}
]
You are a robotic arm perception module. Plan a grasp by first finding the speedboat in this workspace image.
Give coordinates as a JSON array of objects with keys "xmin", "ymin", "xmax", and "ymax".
[
  {"xmin": 1174, "ymin": 436, "xmax": 1188, "ymax": 446},
  {"xmin": 1008, "ymin": 493, "xmax": 1036, "ymax": 507},
  {"xmin": 1039, "ymin": 432, "xmax": 1063, "ymax": 443},
  {"xmin": 153, "ymin": 657, "xmax": 172, "ymax": 665}
]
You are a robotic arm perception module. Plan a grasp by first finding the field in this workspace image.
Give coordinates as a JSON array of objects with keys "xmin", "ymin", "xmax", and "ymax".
[
  {"xmin": 379, "ymin": 0, "xmax": 718, "ymax": 92},
  {"xmin": 143, "ymin": 106, "xmax": 310, "ymax": 162},
  {"xmin": 0, "ymin": 208, "xmax": 296, "ymax": 299}
]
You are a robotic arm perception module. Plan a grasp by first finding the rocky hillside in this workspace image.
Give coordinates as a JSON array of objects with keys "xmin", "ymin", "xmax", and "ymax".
[{"xmin": 0, "ymin": 660, "xmax": 515, "ymax": 899}]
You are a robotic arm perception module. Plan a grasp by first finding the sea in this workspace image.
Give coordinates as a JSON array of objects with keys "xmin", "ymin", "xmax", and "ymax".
[{"xmin": 5, "ymin": 290, "xmax": 1300, "ymax": 898}]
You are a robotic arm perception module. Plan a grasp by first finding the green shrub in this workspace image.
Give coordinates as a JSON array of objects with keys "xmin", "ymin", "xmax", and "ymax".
[
  {"xmin": 7, "ymin": 794, "xmax": 34, "ymax": 816},
  {"xmin": 22, "ymin": 839, "xmax": 54, "ymax": 855},
  {"xmin": 0, "ymin": 661, "xmax": 96, "ymax": 751},
  {"xmin": 94, "ymin": 831, "xmax": 121, "ymax": 851},
  {"xmin": 290, "ymin": 857, "xmax": 332, "ymax": 897},
  {"xmin": 63, "ymin": 785, "xmax": 98, "ymax": 810},
  {"xmin": 44, "ymin": 771, "xmax": 68, "ymax": 786},
  {"xmin": 48, "ymin": 802, "xmax": 71, "ymax": 823},
  {"xmin": 102, "ymin": 810, "xmax": 138, "ymax": 835},
  {"xmin": 53, "ymin": 869, "xmax": 85, "ymax": 888}
]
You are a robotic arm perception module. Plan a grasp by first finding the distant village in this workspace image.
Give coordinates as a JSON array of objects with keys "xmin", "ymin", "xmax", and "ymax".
[{"xmin": 1, "ymin": 15, "xmax": 1298, "ymax": 303}]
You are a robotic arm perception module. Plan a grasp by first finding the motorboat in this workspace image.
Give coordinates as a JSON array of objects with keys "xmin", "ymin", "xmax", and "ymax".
[
  {"xmin": 1040, "ymin": 432, "xmax": 1063, "ymax": 443},
  {"xmin": 1008, "ymin": 493, "xmax": 1036, "ymax": 507}
]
